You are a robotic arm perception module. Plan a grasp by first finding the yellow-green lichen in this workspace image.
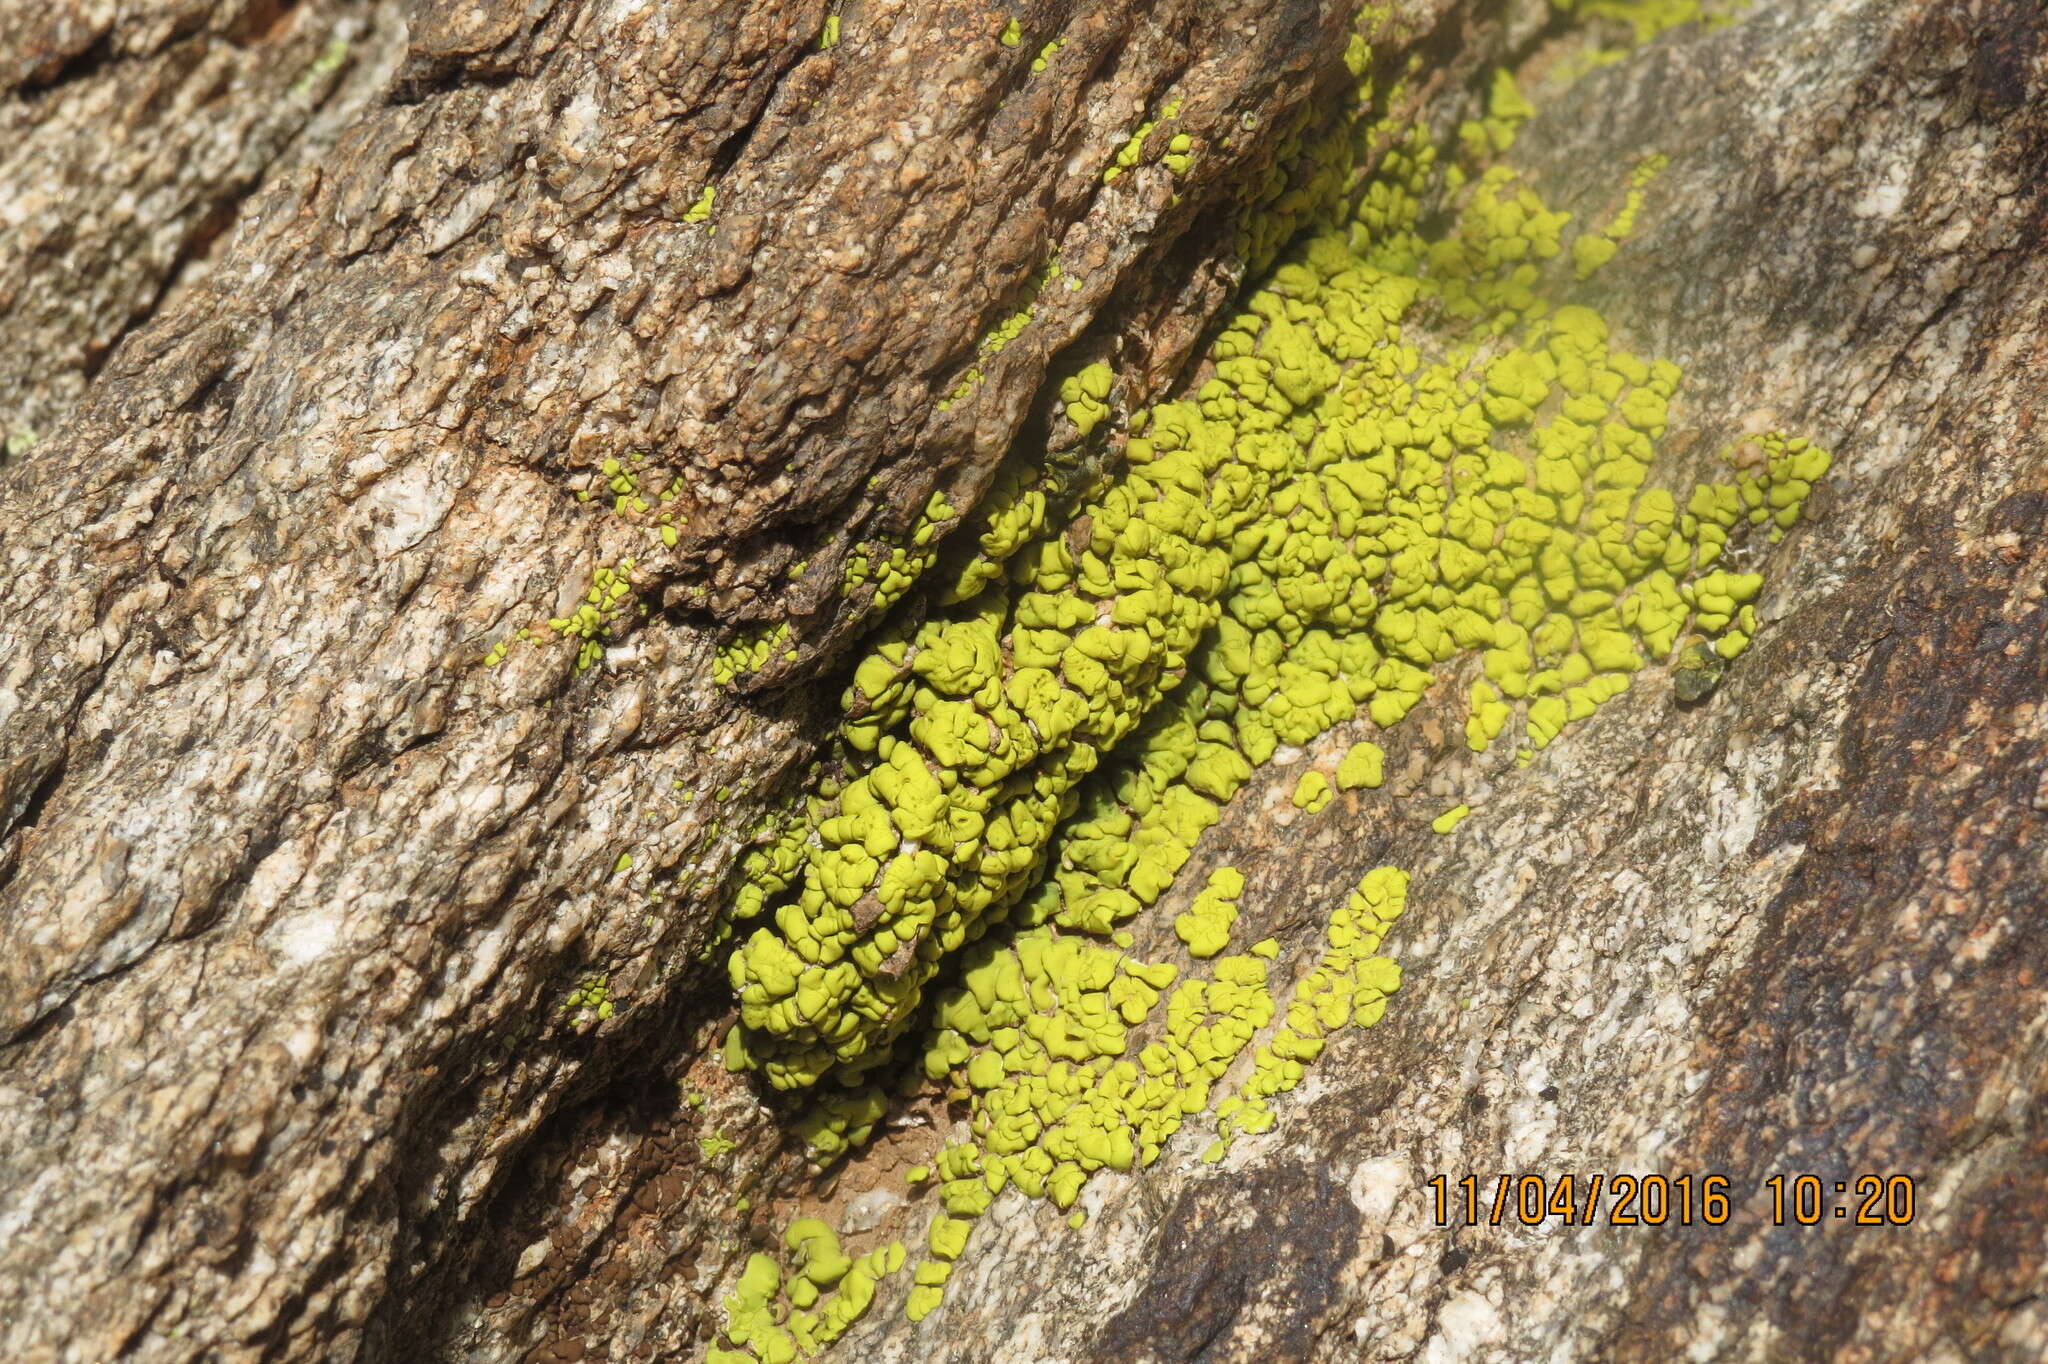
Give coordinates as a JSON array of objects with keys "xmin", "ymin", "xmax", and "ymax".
[
  {"xmin": 481, "ymin": 624, "xmax": 539, "ymax": 667},
  {"xmin": 1173, "ymin": 866, "xmax": 1243, "ymax": 959},
  {"xmin": 728, "ymin": 103, "xmax": 1829, "ymax": 1088},
  {"xmin": 1206, "ymin": 866, "xmax": 1407, "ymax": 1161},
  {"xmin": 1466, "ymin": 679, "xmax": 1513, "ymax": 752},
  {"xmin": 564, "ymin": 975, "xmax": 614, "ymax": 1022},
  {"xmin": 713, "ymin": 1221, "xmax": 905, "ymax": 1362},
  {"xmin": 685, "ymin": 184, "xmax": 717, "ymax": 224},
  {"xmin": 839, "ymin": 490, "xmax": 960, "ymax": 622},
  {"xmin": 549, "ymin": 560, "xmax": 638, "ymax": 672},
  {"xmin": 716, "ymin": 623, "xmax": 792, "ymax": 687},
  {"xmin": 711, "ymin": 13, "xmax": 1834, "ymax": 1330},
  {"xmin": 1552, "ymin": 0, "xmax": 1739, "ymax": 46},
  {"xmin": 795, "ymin": 1087, "xmax": 887, "ymax": 1164},
  {"xmin": 558, "ymin": 451, "xmax": 694, "ymax": 552},
  {"xmin": 1057, "ymin": 363, "xmax": 1115, "ymax": 437},
  {"xmin": 289, "ymin": 37, "xmax": 349, "ymax": 97},
  {"xmin": 1335, "ymin": 741, "xmax": 1385, "ymax": 790},
  {"xmin": 908, "ymin": 864, "xmax": 1409, "ymax": 1305},
  {"xmin": 1103, "ymin": 99, "xmax": 1185, "ymax": 183},
  {"xmin": 938, "ymin": 259, "xmax": 1061, "ymax": 413},
  {"xmin": 1573, "ymin": 153, "xmax": 1668, "ymax": 278}
]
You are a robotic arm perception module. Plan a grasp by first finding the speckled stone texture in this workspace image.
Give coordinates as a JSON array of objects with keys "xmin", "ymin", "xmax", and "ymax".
[{"xmin": 1, "ymin": 0, "xmax": 2043, "ymax": 1362}]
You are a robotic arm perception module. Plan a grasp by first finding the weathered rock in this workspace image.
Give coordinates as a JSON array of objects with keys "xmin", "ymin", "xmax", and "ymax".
[
  {"xmin": 822, "ymin": 3, "xmax": 2048, "ymax": 1361},
  {"xmin": 0, "ymin": 0, "xmax": 407, "ymax": 457},
  {"xmin": 0, "ymin": 0, "xmax": 2043, "ymax": 1362},
  {"xmin": 0, "ymin": 0, "xmax": 1457, "ymax": 1357}
]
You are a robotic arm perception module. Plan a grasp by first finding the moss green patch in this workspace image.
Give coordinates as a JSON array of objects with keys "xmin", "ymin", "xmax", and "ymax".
[{"xmin": 1671, "ymin": 636, "xmax": 1726, "ymax": 701}]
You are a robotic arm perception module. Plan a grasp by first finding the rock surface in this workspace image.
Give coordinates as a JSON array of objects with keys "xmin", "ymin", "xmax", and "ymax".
[{"xmin": 1, "ymin": 1, "xmax": 2044, "ymax": 1362}]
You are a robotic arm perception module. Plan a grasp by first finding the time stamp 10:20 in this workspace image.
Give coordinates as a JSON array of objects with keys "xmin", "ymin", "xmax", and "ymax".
[{"xmin": 1427, "ymin": 1174, "xmax": 1919, "ymax": 1228}]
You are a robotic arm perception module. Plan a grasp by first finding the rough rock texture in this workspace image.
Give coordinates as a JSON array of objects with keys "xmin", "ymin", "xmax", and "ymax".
[
  {"xmin": 1, "ymin": 1, "xmax": 2044, "ymax": 1363},
  {"xmin": 0, "ymin": 0, "xmax": 1456, "ymax": 1358},
  {"xmin": 827, "ymin": 3, "xmax": 2048, "ymax": 1361},
  {"xmin": 0, "ymin": 0, "xmax": 407, "ymax": 455}
]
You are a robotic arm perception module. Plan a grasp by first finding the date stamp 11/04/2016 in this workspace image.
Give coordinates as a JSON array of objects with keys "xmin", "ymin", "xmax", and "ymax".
[{"xmin": 1427, "ymin": 1173, "xmax": 1919, "ymax": 1229}]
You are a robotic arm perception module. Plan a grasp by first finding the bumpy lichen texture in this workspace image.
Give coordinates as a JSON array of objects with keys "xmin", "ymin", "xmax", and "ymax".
[
  {"xmin": 837, "ymin": 491, "xmax": 959, "ymax": 625},
  {"xmin": 938, "ymin": 261, "xmax": 1061, "ymax": 414},
  {"xmin": 1102, "ymin": 99, "xmax": 1184, "ymax": 184},
  {"xmin": 725, "ymin": 83, "xmax": 1828, "ymax": 1094},
  {"xmin": 563, "ymin": 975, "xmax": 614, "ymax": 1023},
  {"xmin": 479, "ymin": 450, "xmax": 690, "ymax": 671},
  {"xmin": 1553, "ymin": 0, "xmax": 1740, "ymax": 45},
  {"xmin": 1174, "ymin": 866, "xmax": 1243, "ymax": 958},
  {"xmin": 710, "ymin": 1221, "xmax": 906, "ymax": 1363},
  {"xmin": 1337, "ymin": 739, "xmax": 1386, "ymax": 789},
  {"xmin": 713, "ymin": 0, "xmax": 1830, "ymax": 1348},
  {"xmin": 909, "ymin": 865, "xmax": 1407, "ymax": 1287},
  {"xmin": 547, "ymin": 561, "xmax": 640, "ymax": 673}
]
